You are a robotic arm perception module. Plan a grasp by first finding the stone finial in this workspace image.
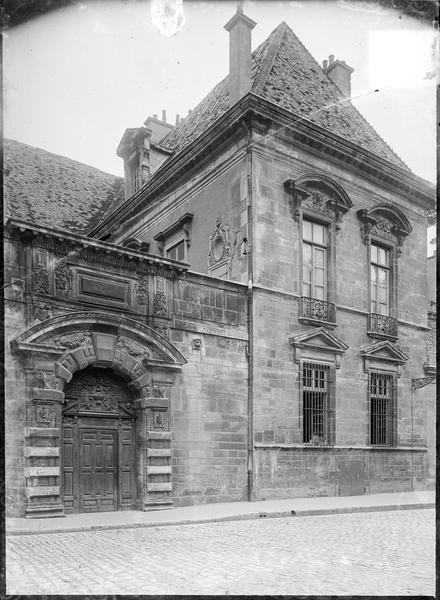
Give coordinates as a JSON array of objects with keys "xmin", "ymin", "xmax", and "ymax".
[{"xmin": 162, "ymin": 109, "xmax": 167, "ymax": 122}]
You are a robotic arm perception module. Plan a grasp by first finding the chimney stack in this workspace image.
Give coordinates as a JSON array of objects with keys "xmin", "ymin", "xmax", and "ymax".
[
  {"xmin": 224, "ymin": 6, "xmax": 256, "ymax": 106},
  {"xmin": 162, "ymin": 109, "xmax": 167, "ymax": 122},
  {"xmin": 323, "ymin": 54, "xmax": 354, "ymax": 99}
]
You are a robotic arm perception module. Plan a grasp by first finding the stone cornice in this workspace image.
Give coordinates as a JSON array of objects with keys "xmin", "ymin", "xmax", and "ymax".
[
  {"xmin": 90, "ymin": 93, "xmax": 435, "ymax": 239},
  {"xmin": 5, "ymin": 218, "xmax": 189, "ymax": 276}
]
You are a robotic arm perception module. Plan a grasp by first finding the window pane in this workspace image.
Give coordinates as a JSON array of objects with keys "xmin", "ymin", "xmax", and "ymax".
[
  {"xmin": 314, "ymin": 248, "xmax": 325, "ymax": 267},
  {"xmin": 378, "ymin": 268, "xmax": 387, "ymax": 285},
  {"xmin": 378, "ymin": 247, "xmax": 388, "ymax": 266},
  {"xmin": 315, "ymin": 268, "xmax": 325, "ymax": 286},
  {"xmin": 312, "ymin": 223, "xmax": 326, "ymax": 245},
  {"xmin": 303, "ymin": 243, "xmax": 312, "ymax": 263},
  {"xmin": 177, "ymin": 242, "xmax": 185, "ymax": 261},
  {"xmin": 378, "ymin": 303, "xmax": 388, "ymax": 315},
  {"xmin": 303, "ymin": 220, "xmax": 312, "ymax": 241},
  {"xmin": 302, "ymin": 282, "xmax": 311, "ymax": 297},
  {"xmin": 378, "ymin": 286, "xmax": 387, "ymax": 303},
  {"xmin": 314, "ymin": 286, "xmax": 325, "ymax": 300},
  {"xmin": 371, "ymin": 265, "xmax": 377, "ymax": 283},
  {"xmin": 371, "ymin": 244, "xmax": 378, "ymax": 263}
]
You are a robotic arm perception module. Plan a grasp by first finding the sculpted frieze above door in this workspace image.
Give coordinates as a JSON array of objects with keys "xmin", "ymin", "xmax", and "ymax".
[{"xmin": 63, "ymin": 368, "xmax": 135, "ymax": 417}]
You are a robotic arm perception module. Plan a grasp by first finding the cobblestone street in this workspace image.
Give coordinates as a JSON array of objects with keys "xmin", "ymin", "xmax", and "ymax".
[{"xmin": 7, "ymin": 509, "xmax": 435, "ymax": 596}]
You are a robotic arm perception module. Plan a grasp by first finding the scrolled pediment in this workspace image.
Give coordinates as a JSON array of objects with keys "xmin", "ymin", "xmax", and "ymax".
[
  {"xmin": 284, "ymin": 173, "xmax": 353, "ymax": 225},
  {"xmin": 357, "ymin": 203, "xmax": 412, "ymax": 247}
]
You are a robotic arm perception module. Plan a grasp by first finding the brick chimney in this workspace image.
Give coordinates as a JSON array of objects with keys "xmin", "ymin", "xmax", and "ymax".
[
  {"xmin": 224, "ymin": 6, "xmax": 256, "ymax": 106},
  {"xmin": 322, "ymin": 55, "xmax": 354, "ymax": 99}
]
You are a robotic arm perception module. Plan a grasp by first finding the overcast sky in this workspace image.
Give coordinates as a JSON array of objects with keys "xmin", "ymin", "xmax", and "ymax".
[{"xmin": 4, "ymin": 0, "xmax": 436, "ymax": 249}]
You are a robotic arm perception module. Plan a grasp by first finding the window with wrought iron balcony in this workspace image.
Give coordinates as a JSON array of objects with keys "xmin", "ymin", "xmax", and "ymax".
[
  {"xmin": 299, "ymin": 220, "xmax": 336, "ymax": 327},
  {"xmin": 368, "ymin": 243, "xmax": 398, "ymax": 341}
]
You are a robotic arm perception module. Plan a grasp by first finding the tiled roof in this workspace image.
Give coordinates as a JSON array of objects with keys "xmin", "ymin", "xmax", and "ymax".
[
  {"xmin": 4, "ymin": 138, "xmax": 123, "ymax": 234},
  {"xmin": 161, "ymin": 22, "xmax": 407, "ymax": 168}
]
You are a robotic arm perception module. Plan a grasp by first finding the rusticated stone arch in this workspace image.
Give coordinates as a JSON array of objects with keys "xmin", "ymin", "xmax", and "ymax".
[{"xmin": 12, "ymin": 311, "xmax": 186, "ymax": 394}]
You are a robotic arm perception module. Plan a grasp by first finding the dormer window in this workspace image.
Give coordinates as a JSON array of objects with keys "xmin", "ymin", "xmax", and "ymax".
[
  {"xmin": 153, "ymin": 213, "xmax": 193, "ymax": 263},
  {"xmin": 166, "ymin": 238, "xmax": 186, "ymax": 261}
]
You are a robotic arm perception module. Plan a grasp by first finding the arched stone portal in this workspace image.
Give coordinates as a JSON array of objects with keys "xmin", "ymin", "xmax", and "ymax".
[{"xmin": 11, "ymin": 311, "xmax": 187, "ymax": 517}]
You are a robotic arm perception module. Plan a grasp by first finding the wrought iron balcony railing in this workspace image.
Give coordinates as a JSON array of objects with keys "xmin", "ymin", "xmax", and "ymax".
[
  {"xmin": 368, "ymin": 313, "xmax": 398, "ymax": 338},
  {"xmin": 300, "ymin": 297, "xmax": 336, "ymax": 324}
]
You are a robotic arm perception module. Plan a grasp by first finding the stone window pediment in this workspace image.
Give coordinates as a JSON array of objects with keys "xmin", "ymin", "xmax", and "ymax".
[
  {"xmin": 284, "ymin": 173, "xmax": 353, "ymax": 228},
  {"xmin": 360, "ymin": 340, "xmax": 408, "ymax": 374},
  {"xmin": 357, "ymin": 203, "xmax": 412, "ymax": 251},
  {"xmin": 289, "ymin": 327, "xmax": 348, "ymax": 368}
]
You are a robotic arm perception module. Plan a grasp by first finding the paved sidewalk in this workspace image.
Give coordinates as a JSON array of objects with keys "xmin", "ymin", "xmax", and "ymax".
[{"xmin": 7, "ymin": 490, "xmax": 434, "ymax": 536}]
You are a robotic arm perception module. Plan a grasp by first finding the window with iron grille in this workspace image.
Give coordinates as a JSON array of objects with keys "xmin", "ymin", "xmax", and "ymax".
[
  {"xmin": 369, "ymin": 371, "xmax": 395, "ymax": 446},
  {"xmin": 302, "ymin": 362, "xmax": 334, "ymax": 444}
]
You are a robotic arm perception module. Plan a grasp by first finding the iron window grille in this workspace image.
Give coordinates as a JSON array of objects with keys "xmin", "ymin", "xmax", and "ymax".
[
  {"xmin": 302, "ymin": 362, "xmax": 335, "ymax": 445},
  {"xmin": 369, "ymin": 372, "xmax": 396, "ymax": 446}
]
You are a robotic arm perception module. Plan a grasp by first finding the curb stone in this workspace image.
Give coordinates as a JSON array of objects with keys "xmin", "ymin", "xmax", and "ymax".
[{"xmin": 6, "ymin": 501, "xmax": 434, "ymax": 536}]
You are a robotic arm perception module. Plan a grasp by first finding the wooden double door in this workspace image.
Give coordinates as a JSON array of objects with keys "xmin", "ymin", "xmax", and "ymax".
[{"xmin": 62, "ymin": 368, "xmax": 137, "ymax": 513}]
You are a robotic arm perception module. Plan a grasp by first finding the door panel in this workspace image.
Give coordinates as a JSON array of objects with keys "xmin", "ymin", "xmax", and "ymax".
[{"xmin": 79, "ymin": 429, "xmax": 117, "ymax": 512}]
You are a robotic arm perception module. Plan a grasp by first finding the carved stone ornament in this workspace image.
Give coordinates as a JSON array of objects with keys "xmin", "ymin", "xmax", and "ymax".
[
  {"xmin": 149, "ymin": 410, "xmax": 169, "ymax": 431},
  {"xmin": 36, "ymin": 371, "xmax": 54, "ymax": 389},
  {"xmin": 192, "ymin": 338, "xmax": 202, "ymax": 350},
  {"xmin": 54, "ymin": 257, "xmax": 72, "ymax": 290},
  {"xmin": 116, "ymin": 337, "xmax": 147, "ymax": 358},
  {"xmin": 412, "ymin": 376, "xmax": 435, "ymax": 390},
  {"xmin": 146, "ymin": 384, "xmax": 166, "ymax": 398},
  {"xmin": 357, "ymin": 205, "xmax": 412, "ymax": 249},
  {"xmin": 154, "ymin": 324, "xmax": 170, "ymax": 339},
  {"xmin": 136, "ymin": 277, "xmax": 149, "ymax": 305},
  {"xmin": 33, "ymin": 263, "xmax": 50, "ymax": 295},
  {"xmin": 284, "ymin": 177, "xmax": 352, "ymax": 229},
  {"xmin": 370, "ymin": 217, "xmax": 394, "ymax": 241},
  {"xmin": 36, "ymin": 405, "xmax": 55, "ymax": 423},
  {"xmin": 34, "ymin": 303, "xmax": 52, "ymax": 321},
  {"xmin": 302, "ymin": 191, "xmax": 331, "ymax": 216},
  {"xmin": 53, "ymin": 332, "xmax": 93, "ymax": 348},
  {"xmin": 208, "ymin": 218, "xmax": 231, "ymax": 268},
  {"xmin": 63, "ymin": 370, "xmax": 134, "ymax": 416},
  {"xmin": 153, "ymin": 291, "xmax": 167, "ymax": 316}
]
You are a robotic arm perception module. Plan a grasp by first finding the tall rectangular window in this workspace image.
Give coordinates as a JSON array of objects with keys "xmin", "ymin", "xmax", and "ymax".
[
  {"xmin": 370, "ymin": 372, "xmax": 395, "ymax": 446},
  {"xmin": 302, "ymin": 220, "xmax": 327, "ymax": 301},
  {"xmin": 302, "ymin": 362, "xmax": 333, "ymax": 444},
  {"xmin": 370, "ymin": 244, "xmax": 389, "ymax": 316}
]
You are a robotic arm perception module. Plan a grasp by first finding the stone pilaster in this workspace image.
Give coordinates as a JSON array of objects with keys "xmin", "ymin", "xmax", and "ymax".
[{"xmin": 25, "ymin": 386, "xmax": 65, "ymax": 518}]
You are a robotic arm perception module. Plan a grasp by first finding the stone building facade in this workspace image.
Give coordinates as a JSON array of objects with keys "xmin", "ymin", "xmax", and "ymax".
[{"xmin": 4, "ymin": 8, "xmax": 435, "ymax": 517}]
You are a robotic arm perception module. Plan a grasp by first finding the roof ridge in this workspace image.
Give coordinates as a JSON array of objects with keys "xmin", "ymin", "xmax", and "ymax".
[
  {"xmin": 4, "ymin": 138, "xmax": 123, "ymax": 179},
  {"xmin": 252, "ymin": 22, "xmax": 288, "ymax": 96}
]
